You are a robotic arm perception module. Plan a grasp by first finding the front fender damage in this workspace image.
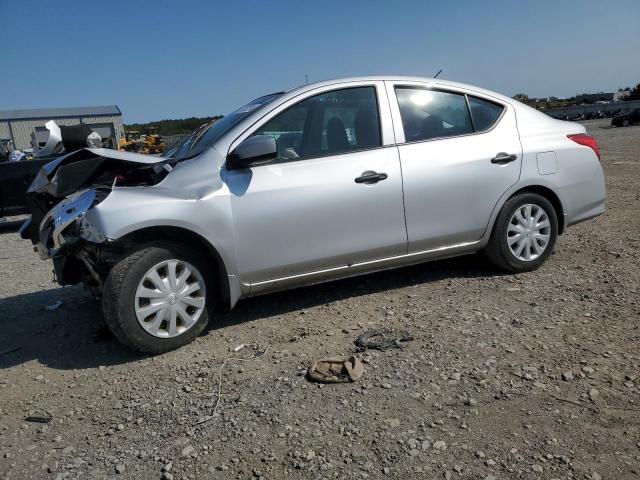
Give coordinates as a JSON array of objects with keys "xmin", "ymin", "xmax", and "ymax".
[{"xmin": 23, "ymin": 148, "xmax": 172, "ymax": 286}]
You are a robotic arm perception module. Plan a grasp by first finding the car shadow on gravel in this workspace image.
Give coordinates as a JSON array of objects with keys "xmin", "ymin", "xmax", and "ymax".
[
  {"xmin": 0, "ymin": 286, "xmax": 141, "ymax": 371},
  {"xmin": 0, "ymin": 253, "xmax": 505, "ymax": 371},
  {"xmin": 0, "ymin": 220, "xmax": 23, "ymax": 234},
  {"xmin": 216, "ymin": 253, "xmax": 504, "ymax": 330}
]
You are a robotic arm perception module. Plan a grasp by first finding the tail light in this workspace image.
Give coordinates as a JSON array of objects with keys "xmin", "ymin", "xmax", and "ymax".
[{"xmin": 568, "ymin": 134, "xmax": 601, "ymax": 160}]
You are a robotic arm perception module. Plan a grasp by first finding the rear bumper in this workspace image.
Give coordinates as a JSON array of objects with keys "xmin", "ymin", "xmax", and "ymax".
[
  {"xmin": 563, "ymin": 162, "xmax": 606, "ymax": 228},
  {"xmin": 565, "ymin": 199, "xmax": 605, "ymax": 227}
]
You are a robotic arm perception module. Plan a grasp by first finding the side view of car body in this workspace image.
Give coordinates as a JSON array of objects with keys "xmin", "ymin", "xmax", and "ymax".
[
  {"xmin": 611, "ymin": 107, "xmax": 640, "ymax": 127},
  {"xmin": 22, "ymin": 76, "xmax": 606, "ymax": 352}
]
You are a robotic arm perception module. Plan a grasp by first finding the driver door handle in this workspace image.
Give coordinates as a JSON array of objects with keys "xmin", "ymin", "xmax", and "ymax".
[
  {"xmin": 491, "ymin": 152, "xmax": 518, "ymax": 164},
  {"xmin": 355, "ymin": 170, "xmax": 388, "ymax": 184}
]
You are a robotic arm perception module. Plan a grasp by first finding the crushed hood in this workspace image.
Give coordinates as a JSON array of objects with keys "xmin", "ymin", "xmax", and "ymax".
[{"xmin": 28, "ymin": 148, "xmax": 170, "ymax": 198}]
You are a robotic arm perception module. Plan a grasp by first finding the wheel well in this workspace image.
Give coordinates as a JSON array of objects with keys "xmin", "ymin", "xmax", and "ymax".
[
  {"xmin": 114, "ymin": 226, "xmax": 231, "ymax": 309},
  {"xmin": 508, "ymin": 185, "xmax": 565, "ymax": 234}
]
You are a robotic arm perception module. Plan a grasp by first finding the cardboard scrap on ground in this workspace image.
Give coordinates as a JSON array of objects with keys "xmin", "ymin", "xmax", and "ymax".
[{"xmin": 307, "ymin": 355, "xmax": 364, "ymax": 383}]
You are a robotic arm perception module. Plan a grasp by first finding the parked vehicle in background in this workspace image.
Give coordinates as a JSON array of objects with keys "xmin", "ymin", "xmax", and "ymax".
[
  {"xmin": 0, "ymin": 122, "xmax": 103, "ymax": 217},
  {"xmin": 22, "ymin": 76, "xmax": 606, "ymax": 353},
  {"xmin": 611, "ymin": 108, "xmax": 640, "ymax": 127}
]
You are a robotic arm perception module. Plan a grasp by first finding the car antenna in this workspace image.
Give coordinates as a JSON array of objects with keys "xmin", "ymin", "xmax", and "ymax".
[
  {"xmin": 434, "ymin": 69, "xmax": 443, "ymax": 79},
  {"xmin": 305, "ymin": 74, "xmax": 309, "ymax": 85}
]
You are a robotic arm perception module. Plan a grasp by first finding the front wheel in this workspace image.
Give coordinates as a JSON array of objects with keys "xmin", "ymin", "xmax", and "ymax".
[
  {"xmin": 485, "ymin": 193, "xmax": 558, "ymax": 273},
  {"xmin": 102, "ymin": 242, "xmax": 213, "ymax": 353}
]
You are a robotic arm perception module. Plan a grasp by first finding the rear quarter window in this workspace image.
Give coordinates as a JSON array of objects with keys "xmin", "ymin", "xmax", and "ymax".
[{"xmin": 468, "ymin": 96, "xmax": 504, "ymax": 132}]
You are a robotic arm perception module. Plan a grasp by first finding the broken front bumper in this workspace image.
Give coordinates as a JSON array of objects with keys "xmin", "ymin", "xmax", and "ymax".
[{"xmin": 28, "ymin": 188, "xmax": 105, "ymax": 260}]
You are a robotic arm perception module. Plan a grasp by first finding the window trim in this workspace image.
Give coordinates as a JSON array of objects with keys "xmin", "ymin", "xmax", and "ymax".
[
  {"xmin": 465, "ymin": 95, "xmax": 476, "ymax": 132},
  {"xmin": 225, "ymin": 83, "xmax": 389, "ymax": 169},
  {"xmin": 387, "ymin": 82, "xmax": 507, "ymax": 146},
  {"xmin": 466, "ymin": 94, "xmax": 506, "ymax": 134}
]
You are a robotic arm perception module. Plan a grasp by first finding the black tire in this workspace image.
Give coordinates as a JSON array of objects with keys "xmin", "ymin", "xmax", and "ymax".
[
  {"xmin": 485, "ymin": 193, "xmax": 558, "ymax": 273},
  {"xmin": 622, "ymin": 119, "xmax": 630, "ymax": 127},
  {"xmin": 102, "ymin": 242, "xmax": 213, "ymax": 353}
]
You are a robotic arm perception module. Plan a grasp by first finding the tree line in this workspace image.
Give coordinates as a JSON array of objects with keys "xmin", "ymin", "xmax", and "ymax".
[{"xmin": 124, "ymin": 115, "xmax": 223, "ymax": 136}]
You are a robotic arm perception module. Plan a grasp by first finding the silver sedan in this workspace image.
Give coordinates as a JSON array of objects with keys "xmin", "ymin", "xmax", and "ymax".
[{"xmin": 24, "ymin": 76, "xmax": 606, "ymax": 352}]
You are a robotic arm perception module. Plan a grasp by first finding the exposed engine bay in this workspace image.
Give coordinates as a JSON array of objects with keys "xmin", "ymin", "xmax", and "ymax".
[{"xmin": 21, "ymin": 148, "xmax": 172, "ymax": 286}]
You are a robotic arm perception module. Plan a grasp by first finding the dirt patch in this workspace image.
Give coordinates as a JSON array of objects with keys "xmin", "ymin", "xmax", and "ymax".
[{"xmin": 1, "ymin": 119, "xmax": 639, "ymax": 479}]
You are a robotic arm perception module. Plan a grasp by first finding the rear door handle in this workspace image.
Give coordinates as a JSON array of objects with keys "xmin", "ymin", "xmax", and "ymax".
[
  {"xmin": 491, "ymin": 152, "xmax": 518, "ymax": 164},
  {"xmin": 355, "ymin": 171, "xmax": 388, "ymax": 184}
]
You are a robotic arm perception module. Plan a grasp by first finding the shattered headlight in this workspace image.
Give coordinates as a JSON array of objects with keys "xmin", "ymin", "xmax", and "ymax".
[
  {"xmin": 38, "ymin": 188, "xmax": 102, "ymax": 256},
  {"xmin": 79, "ymin": 215, "xmax": 106, "ymax": 244}
]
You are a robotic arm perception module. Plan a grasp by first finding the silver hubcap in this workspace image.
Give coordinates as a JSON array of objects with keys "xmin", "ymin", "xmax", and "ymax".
[
  {"xmin": 134, "ymin": 259, "xmax": 206, "ymax": 338},
  {"xmin": 507, "ymin": 204, "xmax": 551, "ymax": 261}
]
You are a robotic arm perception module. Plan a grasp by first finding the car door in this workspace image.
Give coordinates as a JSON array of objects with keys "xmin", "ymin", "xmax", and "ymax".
[
  {"xmin": 386, "ymin": 81, "xmax": 523, "ymax": 252},
  {"xmin": 223, "ymin": 83, "xmax": 407, "ymax": 287}
]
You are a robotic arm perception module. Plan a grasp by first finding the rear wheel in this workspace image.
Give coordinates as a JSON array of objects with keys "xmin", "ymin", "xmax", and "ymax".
[
  {"xmin": 485, "ymin": 193, "xmax": 558, "ymax": 272},
  {"xmin": 102, "ymin": 242, "xmax": 213, "ymax": 353}
]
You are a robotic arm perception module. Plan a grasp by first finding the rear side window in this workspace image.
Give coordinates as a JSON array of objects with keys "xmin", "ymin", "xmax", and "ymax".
[
  {"xmin": 395, "ymin": 87, "xmax": 473, "ymax": 141},
  {"xmin": 468, "ymin": 96, "xmax": 504, "ymax": 132}
]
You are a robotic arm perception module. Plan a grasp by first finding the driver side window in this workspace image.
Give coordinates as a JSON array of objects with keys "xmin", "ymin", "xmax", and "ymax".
[{"xmin": 253, "ymin": 86, "xmax": 381, "ymax": 162}]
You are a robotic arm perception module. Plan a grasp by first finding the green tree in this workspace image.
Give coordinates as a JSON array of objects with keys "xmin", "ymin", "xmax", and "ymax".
[
  {"xmin": 622, "ymin": 83, "xmax": 640, "ymax": 101},
  {"xmin": 513, "ymin": 93, "xmax": 529, "ymax": 103},
  {"xmin": 124, "ymin": 116, "xmax": 223, "ymax": 136}
]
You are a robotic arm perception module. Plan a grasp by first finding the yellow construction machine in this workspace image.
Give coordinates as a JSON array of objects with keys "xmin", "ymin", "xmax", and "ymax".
[
  {"xmin": 118, "ymin": 130, "xmax": 143, "ymax": 152},
  {"xmin": 119, "ymin": 128, "xmax": 165, "ymax": 154},
  {"xmin": 141, "ymin": 127, "xmax": 165, "ymax": 154}
]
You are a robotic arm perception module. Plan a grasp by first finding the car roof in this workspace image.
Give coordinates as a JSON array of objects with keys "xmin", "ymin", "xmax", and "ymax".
[{"xmin": 283, "ymin": 75, "xmax": 515, "ymax": 105}]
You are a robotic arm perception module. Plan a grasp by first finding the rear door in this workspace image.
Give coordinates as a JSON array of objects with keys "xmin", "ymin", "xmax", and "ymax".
[
  {"xmin": 386, "ymin": 81, "xmax": 522, "ymax": 252},
  {"xmin": 224, "ymin": 82, "xmax": 407, "ymax": 285}
]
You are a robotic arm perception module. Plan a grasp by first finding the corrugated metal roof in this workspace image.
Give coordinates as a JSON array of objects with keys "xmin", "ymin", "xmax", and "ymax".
[{"xmin": 0, "ymin": 105, "xmax": 121, "ymax": 121}]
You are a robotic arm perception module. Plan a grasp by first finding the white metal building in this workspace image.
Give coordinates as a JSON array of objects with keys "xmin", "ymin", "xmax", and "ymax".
[{"xmin": 0, "ymin": 106, "xmax": 124, "ymax": 150}]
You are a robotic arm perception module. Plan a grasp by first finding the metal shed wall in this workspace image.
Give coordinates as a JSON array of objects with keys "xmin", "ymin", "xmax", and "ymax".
[
  {"xmin": 0, "ymin": 122, "xmax": 11, "ymax": 140},
  {"xmin": 10, "ymin": 118, "xmax": 80, "ymax": 149},
  {"xmin": 80, "ymin": 115, "xmax": 124, "ymax": 142},
  {"xmin": 3, "ymin": 115, "xmax": 124, "ymax": 149},
  {"xmin": 0, "ymin": 106, "xmax": 123, "ymax": 150}
]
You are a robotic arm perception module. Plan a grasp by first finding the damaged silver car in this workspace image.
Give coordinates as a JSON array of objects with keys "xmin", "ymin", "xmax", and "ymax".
[{"xmin": 22, "ymin": 76, "xmax": 606, "ymax": 353}]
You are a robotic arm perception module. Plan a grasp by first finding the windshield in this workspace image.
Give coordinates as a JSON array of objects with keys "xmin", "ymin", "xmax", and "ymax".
[{"xmin": 168, "ymin": 93, "xmax": 283, "ymax": 161}]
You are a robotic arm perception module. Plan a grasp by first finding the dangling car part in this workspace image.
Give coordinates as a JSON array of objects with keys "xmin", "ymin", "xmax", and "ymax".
[
  {"xmin": 32, "ymin": 120, "xmax": 64, "ymax": 158},
  {"xmin": 31, "ymin": 121, "xmax": 103, "ymax": 158}
]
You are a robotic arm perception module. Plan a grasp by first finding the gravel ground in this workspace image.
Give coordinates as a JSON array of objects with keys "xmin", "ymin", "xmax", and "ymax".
[{"xmin": 1, "ymin": 119, "xmax": 639, "ymax": 480}]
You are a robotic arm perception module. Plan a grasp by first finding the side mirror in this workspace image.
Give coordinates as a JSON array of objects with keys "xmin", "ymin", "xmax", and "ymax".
[{"xmin": 227, "ymin": 135, "xmax": 277, "ymax": 170}]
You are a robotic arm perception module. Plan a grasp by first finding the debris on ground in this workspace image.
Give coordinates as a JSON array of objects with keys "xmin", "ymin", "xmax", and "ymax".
[
  {"xmin": 23, "ymin": 416, "xmax": 52, "ymax": 424},
  {"xmin": 44, "ymin": 300, "xmax": 62, "ymax": 311},
  {"xmin": 192, "ymin": 345, "xmax": 270, "ymax": 426},
  {"xmin": 354, "ymin": 329, "xmax": 414, "ymax": 351},
  {"xmin": 307, "ymin": 355, "xmax": 364, "ymax": 383}
]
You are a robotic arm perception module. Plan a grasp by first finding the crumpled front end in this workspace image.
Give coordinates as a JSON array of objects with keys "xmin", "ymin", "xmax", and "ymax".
[
  {"xmin": 21, "ymin": 148, "xmax": 171, "ymax": 286},
  {"xmin": 34, "ymin": 189, "xmax": 104, "ymax": 258},
  {"xmin": 19, "ymin": 187, "xmax": 112, "ymax": 286}
]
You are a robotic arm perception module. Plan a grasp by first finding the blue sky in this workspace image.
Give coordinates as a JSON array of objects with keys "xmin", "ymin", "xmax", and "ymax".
[{"xmin": 1, "ymin": 0, "xmax": 638, "ymax": 123}]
